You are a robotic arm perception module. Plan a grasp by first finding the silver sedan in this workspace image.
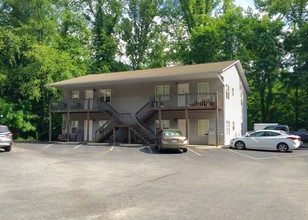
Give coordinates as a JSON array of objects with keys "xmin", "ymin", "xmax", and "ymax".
[
  {"xmin": 230, "ymin": 130, "xmax": 301, "ymax": 152},
  {"xmin": 0, "ymin": 125, "xmax": 13, "ymax": 152}
]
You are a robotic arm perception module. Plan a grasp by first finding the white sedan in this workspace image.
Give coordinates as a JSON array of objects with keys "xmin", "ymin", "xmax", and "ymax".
[{"xmin": 230, "ymin": 130, "xmax": 301, "ymax": 152}]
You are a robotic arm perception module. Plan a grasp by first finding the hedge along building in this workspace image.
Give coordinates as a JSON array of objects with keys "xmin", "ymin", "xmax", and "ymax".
[{"xmin": 46, "ymin": 60, "xmax": 250, "ymax": 146}]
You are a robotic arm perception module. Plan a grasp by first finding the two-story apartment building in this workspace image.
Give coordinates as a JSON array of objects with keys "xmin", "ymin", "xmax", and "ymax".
[{"xmin": 46, "ymin": 60, "xmax": 250, "ymax": 146}]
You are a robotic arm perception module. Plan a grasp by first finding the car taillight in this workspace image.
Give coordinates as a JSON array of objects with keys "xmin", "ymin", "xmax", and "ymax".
[
  {"xmin": 183, "ymin": 138, "xmax": 188, "ymax": 144},
  {"xmin": 6, "ymin": 132, "xmax": 12, "ymax": 137},
  {"xmin": 161, "ymin": 138, "xmax": 168, "ymax": 144},
  {"xmin": 288, "ymin": 136, "xmax": 300, "ymax": 141}
]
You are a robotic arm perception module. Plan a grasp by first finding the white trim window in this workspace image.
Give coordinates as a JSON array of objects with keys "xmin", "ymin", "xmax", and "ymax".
[
  {"xmin": 226, "ymin": 85, "xmax": 230, "ymax": 100},
  {"xmin": 71, "ymin": 120, "xmax": 78, "ymax": 133},
  {"xmin": 197, "ymin": 82, "xmax": 209, "ymax": 102},
  {"xmin": 198, "ymin": 119, "xmax": 209, "ymax": 136},
  {"xmin": 155, "ymin": 85, "xmax": 170, "ymax": 101},
  {"xmin": 198, "ymin": 82, "xmax": 209, "ymax": 94},
  {"xmin": 155, "ymin": 120, "xmax": 170, "ymax": 131},
  {"xmin": 72, "ymin": 91, "xmax": 79, "ymax": 99},
  {"xmin": 99, "ymin": 89, "xmax": 111, "ymax": 103},
  {"xmin": 226, "ymin": 121, "xmax": 231, "ymax": 135}
]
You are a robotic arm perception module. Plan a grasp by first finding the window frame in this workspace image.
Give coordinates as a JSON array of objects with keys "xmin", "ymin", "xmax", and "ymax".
[
  {"xmin": 72, "ymin": 91, "xmax": 79, "ymax": 99},
  {"xmin": 155, "ymin": 85, "xmax": 170, "ymax": 101},
  {"xmin": 99, "ymin": 89, "xmax": 111, "ymax": 103}
]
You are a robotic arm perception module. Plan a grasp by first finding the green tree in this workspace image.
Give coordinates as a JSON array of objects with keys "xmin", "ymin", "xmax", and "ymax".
[
  {"xmin": 120, "ymin": 0, "xmax": 163, "ymax": 70},
  {"xmin": 83, "ymin": 0, "xmax": 123, "ymax": 73},
  {"xmin": 243, "ymin": 14, "xmax": 285, "ymax": 125},
  {"xmin": 179, "ymin": 0, "xmax": 221, "ymax": 33},
  {"xmin": 256, "ymin": 0, "xmax": 308, "ymax": 129},
  {"xmin": 0, "ymin": 0, "xmax": 90, "ymax": 140}
]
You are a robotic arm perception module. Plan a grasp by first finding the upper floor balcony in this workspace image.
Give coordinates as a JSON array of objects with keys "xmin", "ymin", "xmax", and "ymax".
[{"xmin": 50, "ymin": 93, "xmax": 223, "ymax": 113}]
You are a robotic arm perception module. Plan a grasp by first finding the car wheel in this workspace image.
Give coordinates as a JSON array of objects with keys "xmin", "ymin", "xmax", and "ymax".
[
  {"xmin": 277, "ymin": 143, "xmax": 289, "ymax": 152},
  {"xmin": 235, "ymin": 141, "xmax": 245, "ymax": 150},
  {"xmin": 4, "ymin": 145, "xmax": 12, "ymax": 152},
  {"xmin": 182, "ymin": 148, "xmax": 187, "ymax": 153}
]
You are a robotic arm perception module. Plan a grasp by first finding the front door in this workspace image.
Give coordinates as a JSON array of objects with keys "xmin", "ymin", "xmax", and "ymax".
[
  {"xmin": 84, "ymin": 120, "xmax": 93, "ymax": 141},
  {"xmin": 84, "ymin": 90, "xmax": 94, "ymax": 110},
  {"xmin": 177, "ymin": 83, "xmax": 189, "ymax": 107}
]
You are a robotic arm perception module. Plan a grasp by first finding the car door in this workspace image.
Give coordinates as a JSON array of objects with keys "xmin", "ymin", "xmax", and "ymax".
[
  {"xmin": 265, "ymin": 131, "xmax": 282, "ymax": 150},
  {"xmin": 247, "ymin": 131, "xmax": 267, "ymax": 149}
]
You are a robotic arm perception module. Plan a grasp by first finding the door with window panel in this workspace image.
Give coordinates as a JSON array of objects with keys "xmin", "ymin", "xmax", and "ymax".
[
  {"xmin": 84, "ymin": 90, "xmax": 94, "ymax": 110},
  {"xmin": 99, "ymin": 89, "xmax": 111, "ymax": 103}
]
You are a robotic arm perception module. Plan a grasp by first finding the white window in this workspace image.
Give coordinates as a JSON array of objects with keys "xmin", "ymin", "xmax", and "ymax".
[
  {"xmin": 226, "ymin": 121, "xmax": 230, "ymax": 135},
  {"xmin": 155, "ymin": 85, "xmax": 170, "ymax": 101},
  {"xmin": 226, "ymin": 85, "xmax": 230, "ymax": 100},
  {"xmin": 99, "ymin": 89, "xmax": 111, "ymax": 103},
  {"xmin": 198, "ymin": 119, "xmax": 209, "ymax": 136},
  {"xmin": 197, "ymin": 82, "xmax": 210, "ymax": 102},
  {"xmin": 232, "ymin": 121, "xmax": 235, "ymax": 131},
  {"xmin": 198, "ymin": 82, "xmax": 209, "ymax": 94},
  {"xmin": 155, "ymin": 120, "xmax": 170, "ymax": 131},
  {"xmin": 71, "ymin": 120, "xmax": 78, "ymax": 133},
  {"xmin": 232, "ymin": 87, "xmax": 234, "ymax": 96},
  {"xmin": 72, "ymin": 91, "xmax": 79, "ymax": 99}
]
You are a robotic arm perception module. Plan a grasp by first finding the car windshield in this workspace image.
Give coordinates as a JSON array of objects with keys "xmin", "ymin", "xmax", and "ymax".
[
  {"xmin": 163, "ymin": 130, "xmax": 183, "ymax": 136},
  {"xmin": 0, "ymin": 126, "xmax": 9, "ymax": 133}
]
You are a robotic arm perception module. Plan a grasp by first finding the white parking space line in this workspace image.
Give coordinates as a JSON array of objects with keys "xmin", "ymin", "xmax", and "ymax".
[
  {"xmin": 147, "ymin": 146, "xmax": 153, "ymax": 154},
  {"xmin": 227, "ymin": 149, "xmax": 308, "ymax": 160},
  {"xmin": 227, "ymin": 149, "xmax": 258, "ymax": 160},
  {"xmin": 44, "ymin": 144, "xmax": 54, "ymax": 148},
  {"xmin": 74, "ymin": 144, "xmax": 83, "ymax": 149},
  {"xmin": 188, "ymin": 148, "xmax": 202, "ymax": 156}
]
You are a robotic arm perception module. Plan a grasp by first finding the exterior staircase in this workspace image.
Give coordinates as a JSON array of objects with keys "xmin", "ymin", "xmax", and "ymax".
[{"xmin": 95, "ymin": 101, "xmax": 156, "ymax": 145}]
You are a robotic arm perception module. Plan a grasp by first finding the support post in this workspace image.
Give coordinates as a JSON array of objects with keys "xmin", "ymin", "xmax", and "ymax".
[
  {"xmin": 158, "ymin": 95, "xmax": 162, "ymax": 130},
  {"xmin": 215, "ymin": 91, "xmax": 219, "ymax": 147},
  {"xmin": 67, "ymin": 112, "xmax": 70, "ymax": 142},
  {"xmin": 185, "ymin": 93, "xmax": 189, "ymax": 141},
  {"xmin": 128, "ymin": 128, "xmax": 131, "ymax": 144},
  {"xmin": 49, "ymin": 113, "xmax": 52, "ymax": 142},
  {"xmin": 87, "ymin": 110, "xmax": 90, "ymax": 142},
  {"xmin": 113, "ymin": 127, "xmax": 116, "ymax": 145}
]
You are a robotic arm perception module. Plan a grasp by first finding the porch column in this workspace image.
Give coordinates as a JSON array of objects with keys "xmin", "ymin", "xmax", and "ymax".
[
  {"xmin": 158, "ymin": 95, "xmax": 162, "ymax": 130},
  {"xmin": 66, "ymin": 112, "xmax": 70, "ymax": 142},
  {"xmin": 185, "ymin": 93, "xmax": 189, "ymax": 140},
  {"xmin": 128, "ymin": 128, "xmax": 131, "ymax": 144},
  {"xmin": 113, "ymin": 127, "xmax": 116, "ymax": 145},
  {"xmin": 215, "ymin": 91, "xmax": 219, "ymax": 147},
  {"xmin": 87, "ymin": 110, "xmax": 90, "ymax": 142},
  {"xmin": 49, "ymin": 112, "xmax": 52, "ymax": 142}
]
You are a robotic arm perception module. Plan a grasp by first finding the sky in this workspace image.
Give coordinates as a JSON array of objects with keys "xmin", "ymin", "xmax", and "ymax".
[{"xmin": 234, "ymin": 0, "xmax": 256, "ymax": 9}]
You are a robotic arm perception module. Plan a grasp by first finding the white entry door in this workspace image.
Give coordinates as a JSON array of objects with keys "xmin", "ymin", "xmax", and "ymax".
[
  {"xmin": 84, "ymin": 120, "xmax": 93, "ymax": 141},
  {"xmin": 84, "ymin": 90, "xmax": 94, "ymax": 110},
  {"xmin": 177, "ymin": 83, "xmax": 189, "ymax": 107},
  {"xmin": 178, "ymin": 119, "xmax": 189, "ymax": 138}
]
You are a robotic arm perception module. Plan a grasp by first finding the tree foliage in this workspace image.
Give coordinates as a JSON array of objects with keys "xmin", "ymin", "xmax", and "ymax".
[{"xmin": 0, "ymin": 0, "xmax": 307, "ymax": 139}]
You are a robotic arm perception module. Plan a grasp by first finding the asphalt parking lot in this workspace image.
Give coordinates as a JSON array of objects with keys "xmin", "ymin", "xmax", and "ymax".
[{"xmin": 1, "ymin": 143, "xmax": 308, "ymax": 220}]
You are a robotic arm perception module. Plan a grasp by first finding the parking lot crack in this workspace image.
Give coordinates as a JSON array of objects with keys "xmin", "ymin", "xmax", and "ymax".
[{"xmin": 134, "ymin": 172, "xmax": 179, "ymax": 187}]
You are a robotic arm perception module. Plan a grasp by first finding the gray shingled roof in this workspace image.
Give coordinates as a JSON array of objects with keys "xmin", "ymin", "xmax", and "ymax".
[{"xmin": 46, "ymin": 60, "xmax": 250, "ymax": 92}]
